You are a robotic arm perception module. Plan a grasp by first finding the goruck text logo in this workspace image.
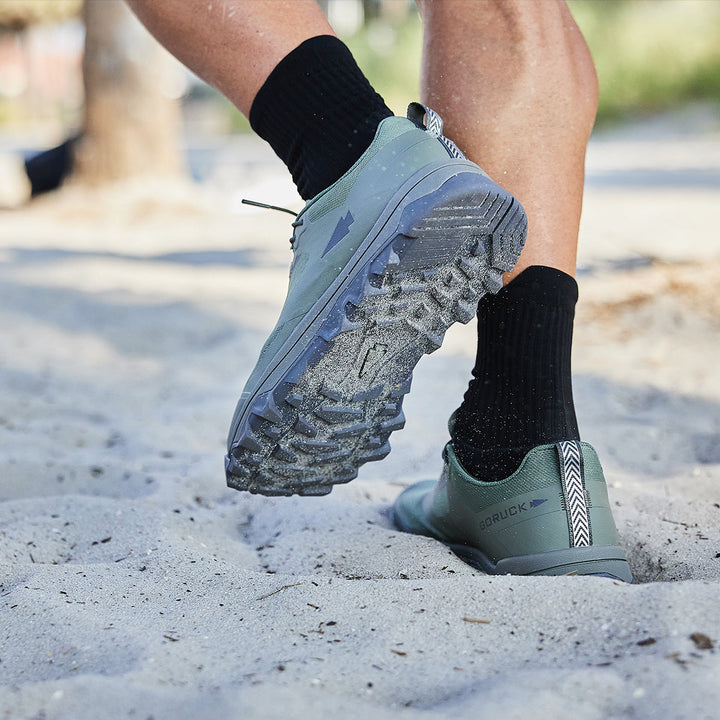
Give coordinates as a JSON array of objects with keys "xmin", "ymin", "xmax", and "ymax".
[{"xmin": 479, "ymin": 498, "xmax": 548, "ymax": 531}]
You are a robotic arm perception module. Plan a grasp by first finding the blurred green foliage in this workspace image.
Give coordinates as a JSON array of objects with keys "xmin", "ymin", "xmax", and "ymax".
[
  {"xmin": 7, "ymin": 0, "xmax": 716, "ymax": 134},
  {"xmin": 0, "ymin": 0, "xmax": 80, "ymax": 31},
  {"xmin": 343, "ymin": 0, "xmax": 720, "ymax": 126},
  {"xmin": 345, "ymin": 10, "xmax": 423, "ymax": 116},
  {"xmin": 571, "ymin": 0, "xmax": 720, "ymax": 123}
]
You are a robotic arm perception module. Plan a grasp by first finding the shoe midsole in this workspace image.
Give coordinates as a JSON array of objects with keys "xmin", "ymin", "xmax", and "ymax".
[{"xmin": 449, "ymin": 542, "xmax": 632, "ymax": 580}]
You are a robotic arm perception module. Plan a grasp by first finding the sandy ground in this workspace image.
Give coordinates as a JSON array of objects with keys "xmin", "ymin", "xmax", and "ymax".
[{"xmin": 1, "ymin": 112, "xmax": 720, "ymax": 719}]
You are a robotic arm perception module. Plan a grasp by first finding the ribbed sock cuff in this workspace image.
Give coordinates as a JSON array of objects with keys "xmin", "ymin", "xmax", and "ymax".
[
  {"xmin": 249, "ymin": 35, "xmax": 393, "ymax": 199},
  {"xmin": 452, "ymin": 265, "xmax": 580, "ymax": 481}
]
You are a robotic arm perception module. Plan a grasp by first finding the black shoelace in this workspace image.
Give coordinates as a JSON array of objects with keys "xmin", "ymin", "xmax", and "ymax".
[{"xmin": 241, "ymin": 198, "xmax": 303, "ymax": 246}]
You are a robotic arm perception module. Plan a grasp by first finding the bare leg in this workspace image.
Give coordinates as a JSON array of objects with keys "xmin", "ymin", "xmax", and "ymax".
[
  {"xmin": 127, "ymin": 0, "xmax": 594, "ymax": 277},
  {"xmin": 416, "ymin": 0, "xmax": 598, "ymax": 279},
  {"xmin": 125, "ymin": 0, "xmax": 335, "ymax": 116}
]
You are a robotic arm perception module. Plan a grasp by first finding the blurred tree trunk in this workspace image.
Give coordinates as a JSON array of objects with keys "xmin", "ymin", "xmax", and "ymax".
[{"xmin": 72, "ymin": 0, "xmax": 184, "ymax": 185}]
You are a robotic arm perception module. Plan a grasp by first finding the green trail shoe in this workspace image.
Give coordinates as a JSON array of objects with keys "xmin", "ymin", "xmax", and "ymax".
[
  {"xmin": 393, "ymin": 439, "xmax": 633, "ymax": 581},
  {"xmin": 225, "ymin": 103, "xmax": 527, "ymax": 497}
]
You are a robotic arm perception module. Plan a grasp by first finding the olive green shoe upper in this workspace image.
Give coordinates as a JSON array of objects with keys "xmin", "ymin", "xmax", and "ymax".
[
  {"xmin": 225, "ymin": 104, "xmax": 527, "ymax": 496},
  {"xmin": 393, "ymin": 440, "xmax": 633, "ymax": 581},
  {"xmin": 227, "ymin": 113, "xmax": 464, "ymax": 449}
]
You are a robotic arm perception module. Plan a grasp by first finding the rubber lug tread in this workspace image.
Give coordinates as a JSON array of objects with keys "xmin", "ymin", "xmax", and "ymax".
[{"xmin": 226, "ymin": 169, "xmax": 527, "ymax": 497}]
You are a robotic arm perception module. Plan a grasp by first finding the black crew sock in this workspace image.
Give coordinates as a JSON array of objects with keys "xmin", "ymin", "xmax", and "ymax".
[
  {"xmin": 452, "ymin": 266, "xmax": 580, "ymax": 481},
  {"xmin": 249, "ymin": 35, "xmax": 393, "ymax": 200}
]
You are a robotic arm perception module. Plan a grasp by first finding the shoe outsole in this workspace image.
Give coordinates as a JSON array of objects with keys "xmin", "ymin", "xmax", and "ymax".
[
  {"xmin": 226, "ymin": 171, "xmax": 527, "ymax": 496},
  {"xmin": 448, "ymin": 542, "xmax": 634, "ymax": 582}
]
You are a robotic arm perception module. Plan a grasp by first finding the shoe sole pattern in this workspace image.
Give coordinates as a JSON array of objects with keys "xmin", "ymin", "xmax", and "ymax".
[{"xmin": 226, "ymin": 171, "xmax": 527, "ymax": 496}]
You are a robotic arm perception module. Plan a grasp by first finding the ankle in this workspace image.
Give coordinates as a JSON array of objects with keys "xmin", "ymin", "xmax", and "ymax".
[
  {"xmin": 249, "ymin": 35, "xmax": 392, "ymax": 200},
  {"xmin": 452, "ymin": 265, "xmax": 580, "ymax": 481}
]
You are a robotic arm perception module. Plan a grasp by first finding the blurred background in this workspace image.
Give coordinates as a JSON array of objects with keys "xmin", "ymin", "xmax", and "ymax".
[{"xmin": 0, "ymin": 0, "xmax": 719, "ymax": 201}]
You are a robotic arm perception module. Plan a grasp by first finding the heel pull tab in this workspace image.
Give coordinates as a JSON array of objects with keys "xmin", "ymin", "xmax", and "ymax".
[
  {"xmin": 557, "ymin": 441, "xmax": 592, "ymax": 547},
  {"xmin": 406, "ymin": 102, "xmax": 466, "ymax": 160}
]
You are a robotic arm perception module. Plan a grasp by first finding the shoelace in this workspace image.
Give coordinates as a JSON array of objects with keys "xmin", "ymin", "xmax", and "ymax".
[
  {"xmin": 241, "ymin": 198, "xmax": 303, "ymax": 246},
  {"xmin": 242, "ymin": 103, "xmax": 458, "ymax": 247}
]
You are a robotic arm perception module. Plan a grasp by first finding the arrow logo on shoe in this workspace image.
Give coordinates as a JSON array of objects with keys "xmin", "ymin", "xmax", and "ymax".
[
  {"xmin": 529, "ymin": 498, "xmax": 549, "ymax": 508},
  {"xmin": 323, "ymin": 211, "xmax": 355, "ymax": 256}
]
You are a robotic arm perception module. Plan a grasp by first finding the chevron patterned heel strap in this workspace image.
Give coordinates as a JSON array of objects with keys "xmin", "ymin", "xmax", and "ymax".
[
  {"xmin": 556, "ymin": 441, "xmax": 592, "ymax": 548},
  {"xmin": 406, "ymin": 102, "xmax": 466, "ymax": 160}
]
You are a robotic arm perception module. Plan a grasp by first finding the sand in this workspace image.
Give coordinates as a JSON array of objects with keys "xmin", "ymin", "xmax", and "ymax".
[{"xmin": 1, "ymin": 112, "xmax": 719, "ymax": 719}]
